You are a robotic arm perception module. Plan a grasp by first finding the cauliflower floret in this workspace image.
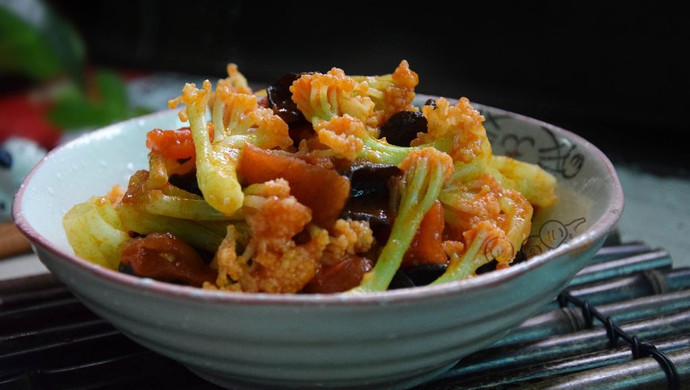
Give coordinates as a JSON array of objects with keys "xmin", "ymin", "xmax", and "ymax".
[
  {"xmin": 352, "ymin": 60, "xmax": 419, "ymax": 124},
  {"xmin": 313, "ymin": 114, "xmax": 414, "ymax": 163},
  {"xmin": 313, "ymin": 115, "xmax": 366, "ymax": 161},
  {"xmin": 414, "ymin": 97, "xmax": 489, "ymax": 164},
  {"xmin": 440, "ymin": 172, "xmax": 504, "ymax": 235},
  {"xmin": 169, "ymin": 67, "xmax": 291, "ymax": 216},
  {"xmin": 322, "ymin": 219, "xmax": 375, "ymax": 266},
  {"xmin": 290, "ymin": 67, "xmax": 378, "ymax": 128},
  {"xmin": 438, "ymin": 166, "xmax": 534, "ymax": 280},
  {"xmin": 63, "ymin": 195, "xmax": 129, "ymax": 270},
  {"xmin": 209, "ymin": 179, "xmax": 329, "ymax": 293},
  {"xmin": 208, "ymin": 225, "xmax": 243, "ymax": 290},
  {"xmin": 433, "ymin": 220, "xmax": 514, "ymax": 283},
  {"xmin": 223, "ymin": 63, "xmax": 252, "ymax": 95}
]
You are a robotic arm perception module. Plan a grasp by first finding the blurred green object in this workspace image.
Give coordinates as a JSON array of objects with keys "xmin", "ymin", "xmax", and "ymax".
[
  {"xmin": 0, "ymin": 0, "xmax": 85, "ymax": 86},
  {"xmin": 0, "ymin": 0, "xmax": 150, "ymax": 131},
  {"xmin": 48, "ymin": 69, "xmax": 151, "ymax": 129}
]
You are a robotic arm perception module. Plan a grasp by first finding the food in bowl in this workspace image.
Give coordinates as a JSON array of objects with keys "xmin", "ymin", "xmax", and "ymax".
[{"xmin": 62, "ymin": 60, "xmax": 558, "ymax": 294}]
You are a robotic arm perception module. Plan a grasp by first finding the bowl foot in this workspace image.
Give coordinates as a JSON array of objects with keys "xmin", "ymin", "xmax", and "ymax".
[{"xmin": 186, "ymin": 360, "xmax": 457, "ymax": 390}]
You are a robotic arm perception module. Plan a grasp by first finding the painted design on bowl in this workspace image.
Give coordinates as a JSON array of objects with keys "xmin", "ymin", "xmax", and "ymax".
[
  {"xmin": 525, "ymin": 217, "xmax": 588, "ymax": 257},
  {"xmin": 536, "ymin": 127, "xmax": 585, "ymax": 179},
  {"xmin": 478, "ymin": 106, "xmax": 590, "ymax": 256},
  {"xmin": 481, "ymin": 108, "xmax": 585, "ymax": 180}
]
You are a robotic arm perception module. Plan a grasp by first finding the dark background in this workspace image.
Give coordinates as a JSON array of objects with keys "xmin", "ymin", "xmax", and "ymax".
[{"xmin": 48, "ymin": 1, "xmax": 689, "ymax": 175}]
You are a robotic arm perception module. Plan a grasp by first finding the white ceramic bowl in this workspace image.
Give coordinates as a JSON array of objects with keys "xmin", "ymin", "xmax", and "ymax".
[{"xmin": 13, "ymin": 97, "xmax": 623, "ymax": 390}]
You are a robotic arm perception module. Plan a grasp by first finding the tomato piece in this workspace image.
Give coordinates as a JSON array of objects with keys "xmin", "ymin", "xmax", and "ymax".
[
  {"xmin": 145, "ymin": 127, "xmax": 196, "ymax": 160},
  {"xmin": 237, "ymin": 143, "xmax": 350, "ymax": 227},
  {"xmin": 120, "ymin": 232, "xmax": 216, "ymax": 287},
  {"xmin": 302, "ymin": 254, "xmax": 373, "ymax": 294},
  {"xmin": 402, "ymin": 200, "xmax": 447, "ymax": 267}
]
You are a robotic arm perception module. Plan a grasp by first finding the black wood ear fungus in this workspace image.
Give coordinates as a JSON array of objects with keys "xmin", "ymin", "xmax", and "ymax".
[{"xmin": 379, "ymin": 110, "xmax": 427, "ymax": 147}]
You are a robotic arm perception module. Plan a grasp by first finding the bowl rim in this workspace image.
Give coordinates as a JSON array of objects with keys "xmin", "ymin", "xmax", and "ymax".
[{"xmin": 12, "ymin": 99, "xmax": 624, "ymax": 307}]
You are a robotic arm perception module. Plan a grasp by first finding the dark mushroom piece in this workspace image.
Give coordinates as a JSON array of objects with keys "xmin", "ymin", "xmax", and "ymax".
[
  {"xmin": 379, "ymin": 110, "xmax": 428, "ymax": 147},
  {"xmin": 266, "ymin": 72, "xmax": 314, "ymax": 146},
  {"xmin": 339, "ymin": 162, "xmax": 402, "ymax": 243}
]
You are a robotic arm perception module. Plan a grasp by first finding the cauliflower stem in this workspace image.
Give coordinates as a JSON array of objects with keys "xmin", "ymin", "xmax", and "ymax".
[
  {"xmin": 432, "ymin": 220, "xmax": 508, "ymax": 284},
  {"xmin": 170, "ymin": 66, "xmax": 291, "ymax": 216},
  {"xmin": 350, "ymin": 148, "xmax": 453, "ymax": 293}
]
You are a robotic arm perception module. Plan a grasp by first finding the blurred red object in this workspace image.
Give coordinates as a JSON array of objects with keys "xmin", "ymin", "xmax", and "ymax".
[{"xmin": 0, "ymin": 92, "xmax": 62, "ymax": 150}]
